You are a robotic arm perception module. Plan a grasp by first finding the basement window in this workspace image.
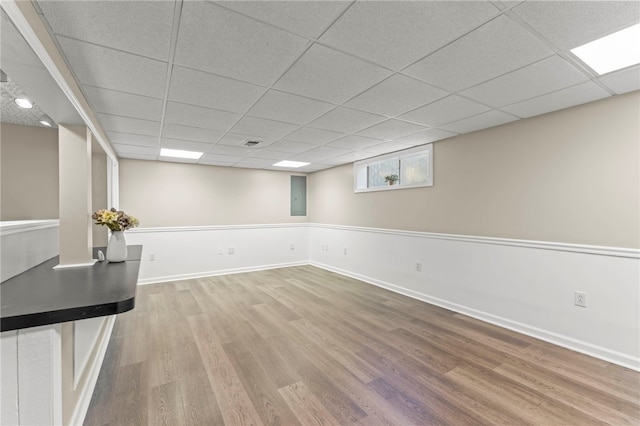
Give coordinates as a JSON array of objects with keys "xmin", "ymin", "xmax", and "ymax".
[{"xmin": 354, "ymin": 144, "xmax": 433, "ymax": 192}]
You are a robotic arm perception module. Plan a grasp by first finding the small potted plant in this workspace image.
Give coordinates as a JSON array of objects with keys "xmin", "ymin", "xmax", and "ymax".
[{"xmin": 384, "ymin": 174, "xmax": 399, "ymax": 186}]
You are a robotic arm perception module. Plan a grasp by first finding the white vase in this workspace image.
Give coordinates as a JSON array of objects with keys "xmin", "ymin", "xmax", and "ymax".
[{"xmin": 106, "ymin": 231, "xmax": 128, "ymax": 262}]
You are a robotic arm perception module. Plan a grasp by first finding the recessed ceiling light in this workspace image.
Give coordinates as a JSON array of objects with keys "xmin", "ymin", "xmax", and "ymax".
[
  {"xmin": 160, "ymin": 148, "xmax": 203, "ymax": 159},
  {"xmin": 14, "ymin": 98, "xmax": 33, "ymax": 109},
  {"xmin": 272, "ymin": 160, "xmax": 310, "ymax": 168},
  {"xmin": 571, "ymin": 23, "xmax": 640, "ymax": 75},
  {"xmin": 39, "ymin": 120, "xmax": 52, "ymax": 127}
]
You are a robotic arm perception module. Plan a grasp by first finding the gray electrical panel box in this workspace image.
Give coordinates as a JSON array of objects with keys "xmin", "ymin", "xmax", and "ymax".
[{"xmin": 291, "ymin": 175, "xmax": 307, "ymax": 216}]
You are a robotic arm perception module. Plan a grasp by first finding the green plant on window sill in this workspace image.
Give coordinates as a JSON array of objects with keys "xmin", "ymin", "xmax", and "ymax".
[{"xmin": 384, "ymin": 174, "xmax": 399, "ymax": 185}]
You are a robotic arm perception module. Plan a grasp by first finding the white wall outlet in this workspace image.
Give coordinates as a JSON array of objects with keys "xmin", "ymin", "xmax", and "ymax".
[
  {"xmin": 290, "ymin": 243, "xmax": 295, "ymax": 250},
  {"xmin": 343, "ymin": 248, "xmax": 348, "ymax": 255},
  {"xmin": 575, "ymin": 291, "xmax": 587, "ymax": 307},
  {"xmin": 228, "ymin": 247, "xmax": 235, "ymax": 255},
  {"xmin": 415, "ymin": 262, "xmax": 422, "ymax": 272},
  {"xmin": 149, "ymin": 253, "xmax": 155, "ymax": 262},
  {"xmin": 218, "ymin": 247, "xmax": 224, "ymax": 255}
]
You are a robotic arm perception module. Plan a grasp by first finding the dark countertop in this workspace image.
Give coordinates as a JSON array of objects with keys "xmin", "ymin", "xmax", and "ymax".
[{"xmin": 1, "ymin": 246, "xmax": 142, "ymax": 332}]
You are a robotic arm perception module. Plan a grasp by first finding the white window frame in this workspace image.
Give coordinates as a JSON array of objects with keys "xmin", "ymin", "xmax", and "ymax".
[{"xmin": 354, "ymin": 144, "xmax": 433, "ymax": 193}]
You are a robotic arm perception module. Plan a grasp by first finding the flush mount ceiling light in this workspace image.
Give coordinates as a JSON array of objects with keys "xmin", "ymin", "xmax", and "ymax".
[
  {"xmin": 160, "ymin": 148, "xmax": 203, "ymax": 159},
  {"xmin": 272, "ymin": 160, "xmax": 310, "ymax": 168},
  {"xmin": 14, "ymin": 98, "xmax": 33, "ymax": 109},
  {"xmin": 571, "ymin": 23, "xmax": 640, "ymax": 75},
  {"xmin": 39, "ymin": 119, "xmax": 52, "ymax": 127}
]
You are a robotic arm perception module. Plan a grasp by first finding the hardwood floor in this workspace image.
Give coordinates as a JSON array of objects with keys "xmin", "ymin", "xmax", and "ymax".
[{"xmin": 84, "ymin": 266, "xmax": 640, "ymax": 425}]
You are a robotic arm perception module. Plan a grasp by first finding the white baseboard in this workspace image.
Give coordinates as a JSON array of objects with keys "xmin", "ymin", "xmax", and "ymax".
[
  {"xmin": 310, "ymin": 261, "xmax": 640, "ymax": 372},
  {"xmin": 137, "ymin": 261, "xmax": 309, "ymax": 285}
]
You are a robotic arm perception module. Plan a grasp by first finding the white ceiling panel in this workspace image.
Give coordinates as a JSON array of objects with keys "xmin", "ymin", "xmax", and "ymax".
[
  {"xmin": 208, "ymin": 144, "xmax": 258, "ymax": 157},
  {"xmin": 57, "ymin": 37, "xmax": 167, "ymax": 99},
  {"xmin": 308, "ymin": 107, "xmax": 386, "ymax": 134},
  {"xmin": 294, "ymin": 163, "xmax": 334, "ymax": 172},
  {"xmin": 391, "ymin": 129, "xmax": 457, "ymax": 146},
  {"xmin": 217, "ymin": 1, "xmax": 349, "ymax": 39},
  {"xmin": 112, "ymin": 143, "xmax": 157, "ymax": 156},
  {"xmin": 323, "ymin": 151, "xmax": 377, "ymax": 165},
  {"xmin": 247, "ymin": 90, "xmax": 334, "ymax": 125},
  {"xmin": 405, "ymin": 16, "xmax": 553, "ymax": 91},
  {"xmin": 200, "ymin": 153, "xmax": 245, "ymax": 165},
  {"xmin": 97, "ymin": 113, "xmax": 160, "ymax": 137},
  {"xmin": 162, "ymin": 124, "xmax": 223, "ymax": 144},
  {"xmin": 358, "ymin": 119, "xmax": 427, "ymax": 141},
  {"xmin": 328, "ymin": 135, "xmax": 388, "ymax": 150},
  {"xmin": 233, "ymin": 157, "xmax": 277, "ymax": 168},
  {"xmin": 117, "ymin": 152, "xmax": 157, "ymax": 161},
  {"xmin": 461, "ymin": 56, "xmax": 588, "ymax": 107},
  {"xmin": 290, "ymin": 145, "xmax": 351, "ymax": 162},
  {"xmin": 268, "ymin": 140, "xmax": 316, "ymax": 154},
  {"xmin": 160, "ymin": 138, "xmax": 215, "ymax": 153},
  {"xmin": 216, "ymin": 132, "xmax": 277, "ymax": 148},
  {"xmin": 503, "ymin": 82, "xmax": 610, "ymax": 118},
  {"xmin": 283, "ymin": 126, "xmax": 345, "ymax": 145},
  {"xmin": 399, "ymin": 95, "xmax": 491, "ymax": 127},
  {"xmin": 169, "ymin": 66, "xmax": 265, "ymax": 113},
  {"xmin": 37, "ymin": 1, "xmax": 173, "ymax": 60},
  {"xmin": 362, "ymin": 141, "xmax": 415, "ymax": 155},
  {"xmin": 248, "ymin": 149, "xmax": 294, "ymax": 161},
  {"xmin": 320, "ymin": 1, "xmax": 499, "ymax": 70},
  {"xmin": 275, "ymin": 44, "xmax": 391, "ymax": 104},
  {"xmin": 440, "ymin": 110, "xmax": 518, "ymax": 133},
  {"xmin": 345, "ymin": 74, "xmax": 447, "ymax": 117},
  {"xmin": 175, "ymin": 2, "xmax": 308, "ymax": 86},
  {"xmin": 512, "ymin": 1, "xmax": 640, "ymax": 50},
  {"xmin": 107, "ymin": 131, "xmax": 158, "ymax": 148},
  {"xmin": 164, "ymin": 102, "xmax": 240, "ymax": 132},
  {"xmin": 230, "ymin": 116, "xmax": 299, "ymax": 140},
  {"xmin": 598, "ymin": 66, "xmax": 640, "ymax": 95},
  {"xmin": 199, "ymin": 159, "xmax": 238, "ymax": 167},
  {"xmin": 82, "ymin": 86, "xmax": 164, "ymax": 121}
]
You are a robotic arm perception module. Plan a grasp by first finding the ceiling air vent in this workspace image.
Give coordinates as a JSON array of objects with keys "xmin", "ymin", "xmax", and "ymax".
[{"xmin": 243, "ymin": 140, "xmax": 261, "ymax": 148}]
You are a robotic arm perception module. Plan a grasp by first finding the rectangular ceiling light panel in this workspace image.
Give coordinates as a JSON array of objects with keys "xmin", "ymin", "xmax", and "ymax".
[{"xmin": 571, "ymin": 23, "xmax": 640, "ymax": 75}]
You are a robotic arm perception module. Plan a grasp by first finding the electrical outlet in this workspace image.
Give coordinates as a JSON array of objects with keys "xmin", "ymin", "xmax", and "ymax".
[
  {"xmin": 149, "ymin": 253, "xmax": 155, "ymax": 261},
  {"xmin": 343, "ymin": 248, "xmax": 348, "ymax": 255},
  {"xmin": 415, "ymin": 262, "xmax": 422, "ymax": 272},
  {"xmin": 218, "ymin": 247, "xmax": 224, "ymax": 255},
  {"xmin": 290, "ymin": 243, "xmax": 295, "ymax": 250},
  {"xmin": 575, "ymin": 291, "xmax": 587, "ymax": 307},
  {"xmin": 228, "ymin": 247, "xmax": 235, "ymax": 255}
]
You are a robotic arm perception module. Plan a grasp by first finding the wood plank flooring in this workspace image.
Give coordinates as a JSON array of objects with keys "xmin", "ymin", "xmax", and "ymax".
[{"xmin": 84, "ymin": 266, "xmax": 640, "ymax": 425}]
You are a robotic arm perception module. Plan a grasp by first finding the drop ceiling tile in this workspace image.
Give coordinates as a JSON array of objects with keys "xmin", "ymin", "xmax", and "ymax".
[
  {"xmin": 233, "ymin": 158, "xmax": 276, "ymax": 168},
  {"xmin": 208, "ymin": 144, "xmax": 257, "ymax": 157},
  {"xmin": 117, "ymin": 152, "xmax": 157, "ymax": 161},
  {"xmin": 164, "ymin": 102, "xmax": 240, "ymax": 132},
  {"xmin": 247, "ymin": 90, "xmax": 334, "ymax": 125},
  {"xmin": 461, "ymin": 56, "xmax": 588, "ymax": 107},
  {"xmin": 364, "ymin": 142, "xmax": 415, "ymax": 155},
  {"xmin": 284, "ymin": 127, "xmax": 346, "ymax": 145},
  {"xmin": 57, "ymin": 37, "xmax": 167, "ymax": 98},
  {"xmin": 405, "ymin": 16, "xmax": 553, "ymax": 91},
  {"xmin": 112, "ymin": 143, "xmax": 157, "ymax": 156},
  {"xmin": 216, "ymin": 132, "xmax": 276, "ymax": 148},
  {"xmin": 175, "ymin": 2, "xmax": 308, "ymax": 86},
  {"xmin": 97, "ymin": 114, "xmax": 160, "ymax": 137},
  {"xmin": 398, "ymin": 95, "xmax": 491, "ymax": 127},
  {"xmin": 200, "ymin": 153, "xmax": 245, "ymax": 164},
  {"xmin": 162, "ymin": 124, "xmax": 223, "ymax": 144},
  {"xmin": 512, "ymin": 1, "xmax": 640, "ymax": 50},
  {"xmin": 169, "ymin": 66, "xmax": 265, "ymax": 113},
  {"xmin": 275, "ymin": 44, "xmax": 391, "ymax": 104},
  {"xmin": 160, "ymin": 138, "xmax": 214, "ymax": 153},
  {"xmin": 440, "ymin": 110, "xmax": 518, "ymax": 133},
  {"xmin": 248, "ymin": 150, "xmax": 294, "ymax": 161},
  {"xmin": 392, "ymin": 129, "xmax": 457, "ymax": 146},
  {"xmin": 328, "ymin": 135, "xmax": 388, "ymax": 150},
  {"xmin": 323, "ymin": 151, "xmax": 376, "ymax": 164},
  {"xmin": 82, "ymin": 86, "xmax": 163, "ymax": 121},
  {"xmin": 503, "ymin": 81, "xmax": 611, "ymax": 118},
  {"xmin": 230, "ymin": 116, "xmax": 299, "ymax": 139},
  {"xmin": 294, "ymin": 163, "xmax": 334, "ymax": 172},
  {"xmin": 345, "ymin": 74, "xmax": 447, "ymax": 117},
  {"xmin": 159, "ymin": 157, "xmax": 199, "ymax": 165},
  {"xmin": 358, "ymin": 119, "xmax": 427, "ymax": 141},
  {"xmin": 598, "ymin": 65, "xmax": 640, "ymax": 95},
  {"xmin": 107, "ymin": 131, "xmax": 158, "ymax": 148},
  {"xmin": 289, "ymin": 145, "xmax": 351, "ymax": 162},
  {"xmin": 268, "ymin": 140, "xmax": 316, "ymax": 153},
  {"xmin": 217, "ymin": 1, "xmax": 349, "ymax": 38},
  {"xmin": 308, "ymin": 107, "xmax": 386, "ymax": 134},
  {"xmin": 37, "ymin": 1, "xmax": 173, "ymax": 60},
  {"xmin": 320, "ymin": 1, "xmax": 499, "ymax": 70}
]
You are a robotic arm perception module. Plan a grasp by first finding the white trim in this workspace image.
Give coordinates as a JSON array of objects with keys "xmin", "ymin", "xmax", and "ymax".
[
  {"xmin": 53, "ymin": 260, "xmax": 98, "ymax": 270},
  {"xmin": 68, "ymin": 315, "xmax": 116, "ymax": 426},
  {"xmin": 137, "ymin": 261, "xmax": 308, "ymax": 285},
  {"xmin": 128, "ymin": 223, "xmax": 309, "ymax": 234},
  {"xmin": 0, "ymin": 220, "xmax": 59, "ymax": 237},
  {"xmin": 309, "ymin": 261, "xmax": 640, "ymax": 372},
  {"xmin": 310, "ymin": 223, "xmax": 640, "ymax": 259}
]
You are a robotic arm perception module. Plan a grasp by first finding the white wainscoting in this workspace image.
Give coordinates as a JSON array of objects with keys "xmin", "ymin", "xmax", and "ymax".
[
  {"xmin": 308, "ymin": 224, "xmax": 640, "ymax": 371},
  {"xmin": 126, "ymin": 224, "xmax": 310, "ymax": 284},
  {"xmin": 0, "ymin": 220, "xmax": 59, "ymax": 282}
]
